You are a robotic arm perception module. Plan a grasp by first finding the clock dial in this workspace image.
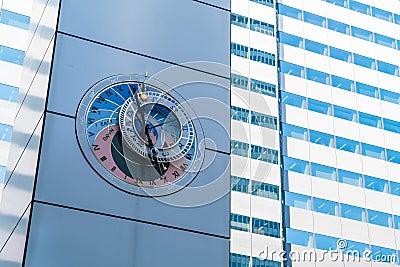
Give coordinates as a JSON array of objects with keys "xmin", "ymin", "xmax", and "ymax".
[{"xmin": 76, "ymin": 75, "xmax": 204, "ymax": 196}]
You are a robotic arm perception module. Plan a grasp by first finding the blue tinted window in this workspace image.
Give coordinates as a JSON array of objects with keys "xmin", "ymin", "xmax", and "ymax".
[
  {"xmin": 364, "ymin": 176, "xmax": 389, "ymax": 193},
  {"xmin": 252, "ymin": 258, "xmax": 280, "ymax": 267},
  {"xmin": 231, "ymin": 175, "xmax": 249, "ymax": 194},
  {"xmin": 380, "ymin": 89, "xmax": 400, "ymax": 104},
  {"xmin": 278, "ymin": 4, "xmax": 302, "ymax": 20},
  {"xmin": 315, "ymin": 234, "xmax": 340, "ymax": 251},
  {"xmin": 390, "ymin": 181, "xmax": 400, "ymax": 196},
  {"xmin": 311, "ymin": 163, "xmax": 336, "ymax": 181},
  {"xmin": 383, "ymin": 118, "xmax": 400, "ymax": 134},
  {"xmin": 395, "ymin": 14, "xmax": 400, "ymax": 25},
  {"xmin": 329, "ymin": 47, "xmax": 352, "ymax": 62},
  {"xmin": 345, "ymin": 240, "xmax": 369, "ymax": 256},
  {"xmin": 314, "ymin": 197, "xmax": 339, "ymax": 216},
  {"xmin": 355, "ymin": 82, "xmax": 379, "ymax": 98},
  {"xmin": 394, "ymin": 216, "xmax": 400, "ymax": 230},
  {"xmin": 0, "ymin": 45, "xmax": 25, "ymax": 65},
  {"xmin": 306, "ymin": 68, "xmax": 330, "ymax": 85},
  {"xmin": 341, "ymin": 203, "xmax": 366, "ymax": 222},
  {"xmin": 377, "ymin": 61, "xmax": 399, "ymax": 76},
  {"xmin": 281, "ymin": 91, "xmax": 306, "ymax": 108},
  {"xmin": 374, "ymin": 33, "xmax": 396, "ymax": 49},
  {"xmin": 280, "ymin": 61, "xmax": 304, "ymax": 78},
  {"xmin": 231, "ymin": 73, "xmax": 248, "ymax": 90},
  {"xmin": 334, "ymin": 105, "xmax": 358, "ymax": 122},
  {"xmin": 325, "ymin": 0, "xmax": 347, "ymax": 7},
  {"xmin": 231, "ymin": 13, "xmax": 248, "ymax": 28},
  {"xmin": 359, "ymin": 112, "xmax": 382, "ymax": 128},
  {"xmin": 338, "ymin": 169, "xmax": 363, "ymax": 187},
  {"xmin": 336, "ymin": 136, "xmax": 360, "ymax": 153},
  {"xmin": 0, "ymin": 83, "xmax": 18, "ymax": 102},
  {"xmin": 251, "ymin": 181, "xmax": 279, "ymax": 200},
  {"xmin": 252, "ymin": 218, "xmax": 280, "ymax": 237},
  {"xmin": 279, "ymin": 32, "xmax": 303, "ymax": 48},
  {"xmin": 370, "ymin": 246, "xmax": 397, "ymax": 263},
  {"xmin": 372, "ymin": 7, "xmax": 393, "ymax": 23},
  {"xmin": 283, "ymin": 157, "xmax": 310, "ymax": 175},
  {"xmin": 303, "ymin": 11, "xmax": 326, "ymax": 27},
  {"xmin": 327, "ymin": 19, "xmax": 350, "ymax": 34},
  {"xmin": 250, "ymin": 19, "xmax": 274, "ymax": 36},
  {"xmin": 305, "ymin": 39, "xmax": 328, "ymax": 55},
  {"xmin": 286, "ymin": 228, "xmax": 314, "ymax": 247},
  {"xmin": 308, "ymin": 99, "xmax": 332, "ymax": 115},
  {"xmin": 231, "ymin": 213, "xmax": 250, "ymax": 231},
  {"xmin": 353, "ymin": 54, "xmax": 376, "ymax": 69},
  {"xmin": 285, "ymin": 191, "xmax": 311, "ymax": 210},
  {"xmin": 0, "ymin": 10, "xmax": 30, "ymax": 30},
  {"xmin": 368, "ymin": 209, "xmax": 393, "ymax": 227},
  {"xmin": 349, "ymin": 0, "xmax": 370, "ymax": 15},
  {"xmin": 230, "ymin": 253, "xmax": 250, "ymax": 267},
  {"xmin": 0, "ymin": 123, "xmax": 12, "ymax": 142},
  {"xmin": 250, "ymin": 79, "xmax": 276, "ymax": 97},
  {"xmin": 387, "ymin": 149, "xmax": 400, "ymax": 164},
  {"xmin": 251, "ymin": 145, "xmax": 278, "ymax": 164},
  {"xmin": 331, "ymin": 75, "xmax": 354, "ymax": 91},
  {"xmin": 351, "ymin": 26, "xmax": 373, "ymax": 42},
  {"xmin": 250, "ymin": 0, "xmax": 274, "ymax": 7},
  {"xmin": 250, "ymin": 48, "xmax": 275, "ymax": 66},
  {"xmin": 251, "ymin": 111, "xmax": 277, "ymax": 129},
  {"xmin": 309, "ymin": 130, "xmax": 334, "ymax": 147},
  {"xmin": 231, "ymin": 106, "xmax": 249, "ymax": 123},
  {"xmin": 231, "ymin": 43, "xmax": 248, "ymax": 58},
  {"xmin": 362, "ymin": 143, "xmax": 386, "ymax": 160},
  {"xmin": 231, "ymin": 140, "xmax": 249, "ymax": 157},
  {"xmin": 282, "ymin": 123, "xmax": 308, "ymax": 141}
]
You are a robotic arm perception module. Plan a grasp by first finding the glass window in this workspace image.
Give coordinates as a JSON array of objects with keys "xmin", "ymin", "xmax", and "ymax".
[
  {"xmin": 283, "ymin": 156, "xmax": 310, "ymax": 175},
  {"xmin": 315, "ymin": 233, "xmax": 340, "ymax": 251},
  {"xmin": 251, "ymin": 145, "xmax": 278, "ymax": 164},
  {"xmin": 231, "ymin": 175, "xmax": 249, "ymax": 194},
  {"xmin": 231, "ymin": 42, "xmax": 248, "ymax": 58},
  {"xmin": 331, "ymin": 75, "xmax": 354, "ymax": 91},
  {"xmin": 279, "ymin": 32, "xmax": 303, "ymax": 48},
  {"xmin": 387, "ymin": 149, "xmax": 400, "ymax": 164},
  {"xmin": 364, "ymin": 176, "xmax": 389, "ymax": 193},
  {"xmin": 231, "ymin": 140, "xmax": 249, "ymax": 157},
  {"xmin": 305, "ymin": 39, "xmax": 328, "ymax": 55},
  {"xmin": 250, "ymin": 0, "xmax": 274, "ymax": 8},
  {"xmin": 0, "ymin": 83, "xmax": 18, "ymax": 102},
  {"xmin": 231, "ymin": 73, "xmax": 249, "ymax": 90},
  {"xmin": 0, "ymin": 123, "xmax": 13, "ymax": 142},
  {"xmin": 383, "ymin": 118, "xmax": 400, "ymax": 134},
  {"xmin": 349, "ymin": 0, "xmax": 370, "ymax": 15},
  {"xmin": 285, "ymin": 191, "xmax": 311, "ymax": 210},
  {"xmin": 380, "ymin": 89, "xmax": 400, "ymax": 104},
  {"xmin": 0, "ymin": 10, "xmax": 30, "ymax": 30},
  {"xmin": 372, "ymin": 7, "xmax": 393, "ymax": 23},
  {"xmin": 251, "ymin": 111, "xmax": 277, "ymax": 129},
  {"xmin": 231, "ymin": 13, "xmax": 248, "ymax": 28},
  {"xmin": 250, "ymin": 79, "xmax": 276, "ymax": 97},
  {"xmin": 252, "ymin": 258, "xmax": 280, "ymax": 267},
  {"xmin": 230, "ymin": 253, "xmax": 250, "ymax": 267},
  {"xmin": 251, "ymin": 181, "xmax": 279, "ymax": 200},
  {"xmin": 390, "ymin": 181, "xmax": 400, "ymax": 196},
  {"xmin": 351, "ymin": 26, "xmax": 373, "ymax": 42},
  {"xmin": 358, "ymin": 112, "xmax": 382, "ymax": 128},
  {"xmin": 325, "ymin": 0, "xmax": 348, "ymax": 8},
  {"xmin": 355, "ymin": 82, "xmax": 379, "ymax": 98},
  {"xmin": 345, "ymin": 240, "xmax": 370, "ymax": 256},
  {"xmin": 282, "ymin": 123, "xmax": 308, "ymax": 141},
  {"xmin": 338, "ymin": 169, "xmax": 363, "ymax": 187},
  {"xmin": 340, "ymin": 203, "xmax": 366, "ymax": 222},
  {"xmin": 286, "ymin": 228, "xmax": 314, "ymax": 247},
  {"xmin": 370, "ymin": 246, "xmax": 397, "ymax": 263},
  {"xmin": 353, "ymin": 54, "xmax": 376, "ymax": 70},
  {"xmin": 377, "ymin": 61, "xmax": 399, "ymax": 76},
  {"xmin": 250, "ymin": 48, "xmax": 275, "ymax": 66},
  {"xmin": 309, "ymin": 130, "xmax": 334, "ymax": 147},
  {"xmin": 250, "ymin": 19, "xmax": 274, "ymax": 36},
  {"xmin": 252, "ymin": 218, "xmax": 280, "ymax": 238},
  {"xmin": 395, "ymin": 13, "xmax": 400, "ymax": 25},
  {"xmin": 308, "ymin": 98, "xmax": 332, "ymax": 115},
  {"xmin": 0, "ymin": 45, "xmax": 25, "ymax": 65},
  {"xmin": 334, "ymin": 105, "xmax": 358, "ymax": 122},
  {"xmin": 281, "ymin": 91, "xmax": 306, "ymax": 108},
  {"xmin": 394, "ymin": 215, "xmax": 400, "ymax": 230},
  {"xmin": 367, "ymin": 209, "xmax": 393, "ymax": 227},
  {"xmin": 278, "ymin": 4, "xmax": 302, "ymax": 20},
  {"xmin": 329, "ymin": 47, "xmax": 352, "ymax": 62},
  {"xmin": 231, "ymin": 106, "xmax": 249, "ymax": 123},
  {"xmin": 327, "ymin": 19, "xmax": 350, "ymax": 34},
  {"xmin": 361, "ymin": 143, "xmax": 386, "ymax": 160},
  {"xmin": 306, "ymin": 68, "xmax": 330, "ymax": 85},
  {"xmin": 313, "ymin": 197, "xmax": 339, "ymax": 216},
  {"xmin": 303, "ymin": 11, "xmax": 326, "ymax": 27},
  {"xmin": 311, "ymin": 163, "xmax": 336, "ymax": 181},
  {"xmin": 336, "ymin": 136, "xmax": 360, "ymax": 153},
  {"xmin": 280, "ymin": 61, "xmax": 305, "ymax": 78},
  {"xmin": 374, "ymin": 33, "xmax": 397, "ymax": 49},
  {"xmin": 230, "ymin": 213, "xmax": 250, "ymax": 231}
]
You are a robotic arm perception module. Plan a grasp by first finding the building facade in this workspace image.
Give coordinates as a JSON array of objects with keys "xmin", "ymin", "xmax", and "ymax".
[{"xmin": 230, "ymin": 0, "xmax": 400, "ymax": 266}]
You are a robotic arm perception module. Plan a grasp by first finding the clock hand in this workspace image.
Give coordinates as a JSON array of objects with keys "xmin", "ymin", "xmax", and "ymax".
[
  {"xmin": 130, "ymin": 84, "xmax": 147, "ymax": 139},
  {"xmin": 147, "ymin": 118, "xmax": 179, "ymax": 130},
  {"xmin": 144, "ymin": 124, "xmax": 165, "ymax": 175}
]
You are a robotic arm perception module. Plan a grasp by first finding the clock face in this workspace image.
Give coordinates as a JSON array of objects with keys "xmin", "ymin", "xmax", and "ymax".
[{"xmin": 75, "ymin": 75, "xmax": 204, "ymax": 197}]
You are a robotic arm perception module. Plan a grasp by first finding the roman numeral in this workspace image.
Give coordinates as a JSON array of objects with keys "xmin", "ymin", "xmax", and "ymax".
[
  {"xmin": 111, "ymin": 166, "xmax": 116, "ymax": 172},
  {"xmin": 100, "ymin": 156, "xmax": 107, "ymax": 162},
  {"xmin": 150, "ymin": 180, "xmax": 156, "ymax": 186},
  {"xmin": 92, "ymin": 144, "xmax": 100, "ymax": 151},
  {"xmin": 172, "ymin": 171, "xmax": 180, "ymax": 178}
]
